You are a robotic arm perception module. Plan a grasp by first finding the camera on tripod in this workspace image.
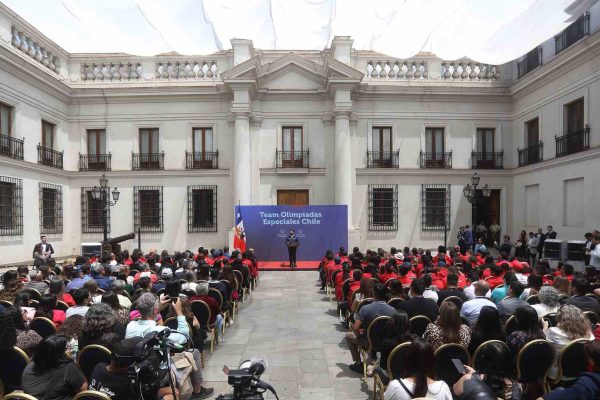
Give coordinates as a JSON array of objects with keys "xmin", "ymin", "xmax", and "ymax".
[{"xmin": 216, "ymin": 358, "xmax": 279, "ymax": 400}]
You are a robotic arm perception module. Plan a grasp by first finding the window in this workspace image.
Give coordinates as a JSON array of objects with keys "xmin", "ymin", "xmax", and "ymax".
[
  {"xmin": 0, "ymin": 102, "xmax": 12, "ymax": 137},
  {"xmin": 81, "ymin": 187, "xmax": 110, "ymax": 233},
  {"xmin": 476, "ymin": 128, "xmax": 495, "ymax": 153},
  {"xmin": 565, "ymin": 98, "xmax": 584, "ymax": 134},
  {"xmin": 87, "ymin": 129, "xmax": 106, "ymax": 155},
  {"xmin": 282, "ymin": 126, "xmax": 303, "ymax": 153},
  {"xmin": 372, "ymin": 127, "xmax": 392, "ymax": 154},
  {"xmin": 134, "ymin": 186, "xmax": 163, "ymax": 232},
  {"xmin": 421, "ymin": 184, "xmax": 451, "ymax": 231},
  {"xmin": 425, "ymin": 127, "xmax": 444, "ymax": 153},
  {"xmin": 193, "ymin": 127, "xmax": 213, "ymax": 155},
  {"xmin": 139, "ymin": 128, "xmax": 159, "ymax": 154},
  {"xmin": 42, "ymin": 120, "xmax": 55, "ymax": 149},
  {"xmin": 39, "ymin": 183, "xmax": 63, "ymax": 234},
  {"xmin": 517, "ymin": 46, "xmax": 542, "ymax": 79},
  {"xmin": 0, "ymin": 176, "xmax": 22, "ymax": 236},
  {"xmin": 555, "ymin": 12, "xmax": 590, "ymax": 55},
  {"xmin": 188, "ymin": 185, "xmax": 217, "ymax": 232},
  {"xmin": 525, "ymin": 118, "xmax": 539, "ymax": 148},
  {"xmin": 368, "ymin": 185, "xmax": 397, "ymax": 231},
  {"xmin": 279, "ymin": 126, "xmax": 306, "ymax": 167}
]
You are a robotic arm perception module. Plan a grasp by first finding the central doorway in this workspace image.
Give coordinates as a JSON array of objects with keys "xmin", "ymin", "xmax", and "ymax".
[
  {"xmin": 472, "ymin": 189, "xmax": 501, "ymax": 244},
  {"xmin": 277, "ymin": 190, "xmax": 309, "ymax": 206}
]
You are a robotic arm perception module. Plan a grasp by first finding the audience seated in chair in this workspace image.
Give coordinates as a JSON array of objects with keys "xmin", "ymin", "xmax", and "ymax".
[
  {"xmin": 0, "ymin": 305, "xmax": 42, "ymax": 358},
  {"xmin": 532, "ymin": 286, "xmax": 560, "ymax": 318},
  {"xmin": 468, "ymin": 306, "xmax": 505, "ymax": 354},
  {"xmin": 461, "ymin": 281, "xmax": 496, "ymax": 327},
  {"xmin": 424, "ymin": 301, "xmax": 471, "ymax": 351},
  {"xmin": 506, "ymin": 305, "xmax": 546, "ymax": 355},
  {"xmin": 396, "ymin": 278, "xmax": 439, "ymax": 322}
]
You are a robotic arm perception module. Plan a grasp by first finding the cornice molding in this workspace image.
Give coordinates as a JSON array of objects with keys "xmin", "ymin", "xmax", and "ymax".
[{"xmin": 259, "ymin": 168, "xmax": 326, "ymax": 176}]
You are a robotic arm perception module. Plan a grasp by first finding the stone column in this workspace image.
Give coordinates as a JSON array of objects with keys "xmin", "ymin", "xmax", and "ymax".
[
  {"xmin": 233, "ymin": 112, "xmax": 251, "ymax": 205},
  {"xmin": 334, "ymin": 112, "xmax": 352, "ymax": 225}
]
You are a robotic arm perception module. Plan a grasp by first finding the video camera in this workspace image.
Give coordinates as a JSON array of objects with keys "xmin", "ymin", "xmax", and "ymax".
[{"xmin": 216, "ymin": 358, "xmax": 278, "ymax": 400}]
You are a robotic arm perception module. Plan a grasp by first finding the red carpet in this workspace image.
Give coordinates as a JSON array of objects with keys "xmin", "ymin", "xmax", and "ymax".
[{"xmin": 259, "ymin": 261, "xmax": 320, "ymax": 271}]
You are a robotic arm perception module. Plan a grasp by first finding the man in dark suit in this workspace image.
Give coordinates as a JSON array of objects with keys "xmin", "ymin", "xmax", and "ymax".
[
  {"xmin": 397, "ymin": 278, "xmax": 439, "ymax": 322},
  {"xmin": 285, "ymin": 229, "xmax": 299, "ymax": 268},
  {"xmin": 32, "ymin": 235, "xmax": 54, "ymax": 266},
  {"xmin": 564, "ymin": 276, "xmax": 600, "ymax": 314}
]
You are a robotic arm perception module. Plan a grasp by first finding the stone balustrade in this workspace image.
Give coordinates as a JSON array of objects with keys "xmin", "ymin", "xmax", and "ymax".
[
  {"xmin": 154, "ymin": 61, "xmax": 219, "ymax": 79},
  {"xmin": 10, "ymin": 26, "xmax": 61, "ymax": 73},
  {"xmin": 441, "ymin": 61, "xmax": 499, "ymax": 81},
  {"xmin": 80, "ymin": 62, "xmax": 142, "ymax": 81},
  {"xmin": 366, "ymin": 60, "xmax": 428, "ymax": 79}
]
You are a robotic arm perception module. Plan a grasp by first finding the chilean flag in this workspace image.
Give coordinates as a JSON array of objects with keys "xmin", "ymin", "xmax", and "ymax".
[{"xmin": 234, "ymin": 209, "xmax": 247, "ymax": 252}]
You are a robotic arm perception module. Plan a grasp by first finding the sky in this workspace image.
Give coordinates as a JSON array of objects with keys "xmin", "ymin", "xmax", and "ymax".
[{"xmin": 3, "ymin": 0, "xmax": 597, "ymax": 64}]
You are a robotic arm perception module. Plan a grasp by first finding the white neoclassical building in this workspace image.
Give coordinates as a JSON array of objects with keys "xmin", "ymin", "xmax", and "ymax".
[{"xmin": 0, "ymin": 2, "xmax": 600, "ymax": 264}]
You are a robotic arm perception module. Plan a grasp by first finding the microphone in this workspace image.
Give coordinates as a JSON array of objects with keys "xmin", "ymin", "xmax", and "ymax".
[
  {"xmin": 248, "ymin": 356, "xmax": 268, "ymax": 376},
  {"xmin": 158, "ymin": 328, "xmax": 171, "ymax": 339}
]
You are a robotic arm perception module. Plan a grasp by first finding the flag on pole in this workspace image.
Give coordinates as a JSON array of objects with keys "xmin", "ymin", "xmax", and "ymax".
[{"xmin": 234, "ymin": 207, "xmax": 247, "ymax": 252}]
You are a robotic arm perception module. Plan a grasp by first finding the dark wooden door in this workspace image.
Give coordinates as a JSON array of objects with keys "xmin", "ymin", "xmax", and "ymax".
[
  {"xmin": 277, "ymin": 190, "xmax": 309, "ymax": 206},
  {"xmin": 472, "ymin": 189, "xmax": 501, "ymax": 234}
]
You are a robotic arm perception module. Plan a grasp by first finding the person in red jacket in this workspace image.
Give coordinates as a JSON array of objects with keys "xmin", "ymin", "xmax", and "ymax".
[
  {"xmin": 191, "ymin": 282, "xmax": 223, "ymax": 342},
  {"xmin": 379, "ymin": 261, "xmax": 398, "ymax": 284}
]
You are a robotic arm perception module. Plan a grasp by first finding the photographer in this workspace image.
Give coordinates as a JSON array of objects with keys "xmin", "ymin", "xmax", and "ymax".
[{"xmin": 125, "ymin": 292, "xmax": 214, "ymax": 399}]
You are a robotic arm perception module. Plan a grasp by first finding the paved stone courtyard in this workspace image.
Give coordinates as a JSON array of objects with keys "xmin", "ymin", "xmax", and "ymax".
[{"xmin": 202, "ymin": 271, "xmax": 371, "ymax": 400}]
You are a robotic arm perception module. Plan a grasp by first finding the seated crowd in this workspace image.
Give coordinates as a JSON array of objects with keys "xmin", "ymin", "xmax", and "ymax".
[
  {"xmin": 320, "ymin": 235, "xmax": 600, "ymax": 400},
  {"xmin": 0, "ymin": 246, "xmax": 259, "ymax": 400}
]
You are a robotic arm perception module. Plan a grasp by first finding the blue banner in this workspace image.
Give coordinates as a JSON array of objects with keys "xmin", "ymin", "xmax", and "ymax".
[{"xmin": 235, "ymin": 205, "xmax": 348, "ymax": 261}]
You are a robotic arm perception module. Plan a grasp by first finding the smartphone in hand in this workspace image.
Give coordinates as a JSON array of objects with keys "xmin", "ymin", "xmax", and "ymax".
[{"xmin": 451, "ymin": 358, "xmax": 466, "ymax": 375}]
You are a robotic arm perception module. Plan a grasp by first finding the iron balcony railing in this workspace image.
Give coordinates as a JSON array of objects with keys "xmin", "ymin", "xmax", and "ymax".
[
  {"xmin": 366, "ymin": 150, "xmax": 399, "ymax": 168},
  {"xmin": 518, "ymin": 141, "xmax": 543, "ymax": 167},
  {"xmin": 419, "ymin": 151, "xmax": 452, "ymax": 169},
  {"xmin": 185, "ymin": 151, "xmax": 219, "ymax": 169},
  {"xmin": 517, "ymin": 46, "xmax": 542, "ymax": 79},
  {"xmin": 276, "ymin": 149, "xmax": 309, "ymax": 168},
  {"xmin": 555, "ymin": 12, "xmax": 590, "ymax": 55},
  {"xmin": 471, "ymin": 151, "xmax": 504, "ymax": 169},
  {"xmin": 132, "ymin": 152, "xmax": 164, "ymax": 170},
  {"xmin": 555, "ymin": 126, "xmax": 590, "ymax": 157},
  {"xmin": 79, "ymin": 153, "xmax": 111, "ymax": 171},
  {"xmin": 0, "ymin": 134, "xmax": 24, "ymax": 160},
  {"xmin": 37, "ymin": 144, "xmax": 63, "ymax": 169}
]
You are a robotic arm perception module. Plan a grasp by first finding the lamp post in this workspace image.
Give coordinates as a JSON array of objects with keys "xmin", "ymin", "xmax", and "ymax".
[
  {"xmin": 90, "ymin": 174, "xmax": 120, "ymax": 259},
  {"xmin": 462, "ymin": 173, "xmax": 491, "ymax": 230}
]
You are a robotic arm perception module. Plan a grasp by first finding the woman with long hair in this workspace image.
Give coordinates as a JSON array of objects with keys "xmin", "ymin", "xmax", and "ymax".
[
  {"xmin": 35, "ymin": 294, "xmax": 66, "ymax": 328},
  {"xmin": 545, "ymin": 304, "xmax": 595, "ymax": 379},
  {"xmin": 384, "ymin": 338, "xmax": 452, "ymax": 400},
  {"xmin": 78, "ymin": 303, "xmax": 123, "ymax": 350},
  {"xmin": 48, "ymin": 278, "xmax": 75, "ymax": 307},
  {"xmin": 553, "ymin": 275, "xmax": 570, "ymax": 297},
  {"xmin": 350, "ymin": 277, "xmax": 375, "ymax": 313},
  {"xmin": 22, "ymin": 334, "xmax": 88, "ymax": 399},
  {"xmin": 468, "ymin": 306, "xmax": 506, "ymax": 354},
  {"xmin": 102, "ymin": 292, "xmax": 130, "ymax": 326},
  {"xmin": 14, "ymin": 291, "xmax": 36, "ymax": 321},
  {"xmin": 424, "ymin": 301, "xmax": 471, "ymax": 350},
  {"xmin": 0, "ymin": 270, "xmax": 23, "ymax": 302},
  {"xmin": 374, "ymin": 311, "xmax": 414, "ymax": 382},
  {"xmin": 454, "ymin": 341, "xmax": 522, "ymax": 400},
  {"xmin": 507, "ymin": 306, "xmax": 545, "ymax": 354},
  {"xmin": 220, "ymin": 266, "xmax": 240, "ymax": 302},
  {"xmin": 0, "ymin": 305, "xmax": 42, "ymax": 357},
  {"xmin": 59, "ymin": 315, "xmax": 84, "ymax": 360}
]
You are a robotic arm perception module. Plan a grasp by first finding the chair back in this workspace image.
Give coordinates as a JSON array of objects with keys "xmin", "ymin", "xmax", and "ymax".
[
  {"xmin": 471, "ymin": 340, "xmax": 511, "ymax": 370},
  {"xmin": 434, "ymin": 343, "xmax": 470, "ymax": 387},
  {"xmin": 504, "ymin": 315, "xmax": 518, "ymax": 336},
  {"xmin": 386, "ymin": 342, "xmax": 411, "ymax": 380},
  {"xmin": 25, "ymin": 288, "xmax": 42, "ymax": 301},
  {"xmin": 191, "ymin": 300, "xmax": 213, "ymax": 329},
  {"xmin": 355, "ymin": 298, "xmax": 374, "ymax": 315},
  {"xmin": 155, "ymin": 288, "xmax": 165, "ymax": 297},
  {"xmin": 543, "ymin": 313, "xmax": 557, "ymax": 327},
  {"xmin": 366, "ymin": 316, "xmax": 391, "ymax": 353},
  {"xmin": 558, "ymin": 339, "xmax": 590, "ymax": 380},
  {"xmin": 29, "ymin": 316, "xmax": 57, "ymax": 338},
  {"xmin": 1, "ymin": 393, "xmax": 39, "ymax": 400},
  {"xmin": 56, "ymin": 300, "xmax": 69, "ymax": 311},
  {"xmin": 0, "ymin": 299, "xmax": 13, "ymax": 307},
  {"xmin": 208, "ymin": 288, "xmax": 224, "ymax": 309},
  {"xmin": 182, "ymin": 289, "xmax": 196, "ymax": 298},
  {"xmin": 516, "ymin": 339, "xmax": 554, "ymax": 384},
  {"xmin": 77, "ymin": 344, "xmax": 112, "ymax": 380},
  {"xmin": 341, "ymin": 279, "xmax": 352, "ymax": 301},
  {"xmin": 387, "ymin": 298, "xmax": 404, "ymax": 310},
  {"xmin": 441, "ymin": 295, "xmax": 464, "ymax": 309},
  {"xmin": 0, "ymin": 346, "xmax": 29, "ymax": 392},
  {"xmin": 409, "ymin": 315, "xmax": 432, "ymax": 337},
  {"xmin": 583, "ymin": 311, "xmax": 600, "ymax": 325},
  {"xmin": 525, "ymin": 294, "xmax": 541, "ymax": 305},
  {"xmin": 331, "ymin": 270, "xmax": 341, "ymax": 287},
  {"xmin": 72, "ymin": 390, "xmax": 112, "ymax": 400},
  {"xmin": 460, "ymin": 315, "xmax": 470, "ymax": 326}
]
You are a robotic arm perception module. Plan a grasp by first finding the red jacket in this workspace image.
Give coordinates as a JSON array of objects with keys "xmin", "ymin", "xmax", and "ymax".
[{"xmin": 191, "ymin": 295, "xmax": 220, "ymax": 324}]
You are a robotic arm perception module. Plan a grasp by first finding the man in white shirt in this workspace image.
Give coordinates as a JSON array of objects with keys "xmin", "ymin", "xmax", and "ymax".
[
  {"xmin": 460, "ymin": 281, "xmax": 496, "ymax": 327},
  {"xmin": 66, "ymin": 288, "xmax": 91, "ymax": 318},
  {"xmin": 463, "ymin": 271, "xmax": 490, "ymax": 300},
  {"xmin": 590, "ymin": 236, "xmax": 600, "ymax": 269}
]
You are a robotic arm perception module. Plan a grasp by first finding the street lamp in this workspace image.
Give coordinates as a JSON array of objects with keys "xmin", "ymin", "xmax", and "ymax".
[
  {"xmin": 90, "ymin": 174, "xmax": 120, "ymax": 259},
  {"xmin": 462, "ymin": 173, "xmax": 491, "ymax": 229}
]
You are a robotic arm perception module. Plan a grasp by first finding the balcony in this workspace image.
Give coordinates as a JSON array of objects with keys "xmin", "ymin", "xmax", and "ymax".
[
  {"xmin": 556, "ymin": 126, "xmax": 590, "ymax": 157},
  {"xmin": 366, "ymin": 150, "xmax": 399, "ymax": 168},
  {"xmin": 276, "ymin": 149, "xmax": 309, "ymax": 168},
  {"xmin": 185, "ymin": 151, "xmax": 219, "ymax": 169},
  {"xmin": 419, "ymin": 151, "xmax": 452, "ymax": 169},
  {"xmin": 555, "ymin": 12, "xmax": 589, "ymax": 55},
  {"xmin": 79, "ymin": 153, "xmax": 111, "ymax": 171},
  {"xmin": 0, "ymin": 135, "xmax": 24, "ymax": 160},
  {"xmin": 132, "ymin": 152, "xmax": 164, "ymax": 170},
  {"xmin": 471, "ymin": 151, "xmax": 504, "ymax": 169},
  {"xmin": 517, "ymin": 46, "xmax": 542, "ymax": 79},
  {"xmin": 518, "ymin": 141, "xmax": 543, "ymax": 167},
  {"xmin": 37, "ymin": 145, "xmax": 63, "ymax": 169}
]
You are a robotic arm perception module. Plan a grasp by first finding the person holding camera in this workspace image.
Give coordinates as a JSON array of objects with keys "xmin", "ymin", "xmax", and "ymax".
[{"xmin": 125, "ymin": 292, "xmax": 214, "ymax": 399}]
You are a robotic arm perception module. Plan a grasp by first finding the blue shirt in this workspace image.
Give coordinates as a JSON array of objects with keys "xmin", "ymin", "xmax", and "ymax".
[
  {"xmin": 465, "ymin": 229, "xmax": 473, "ymax": 245},
  {"xmin": 125, "ymin": 315, "xmax": 189, "ymax": 345},
  {"xmin": 474, "ymin": 243, "xmax": 487, "ymax": 254},
  {"xmin": 65, "ymin": 276, "xmax": 92, "ymax": 292},
  {"xmin": 92, "ymin": 276, "xmax": 113, "ymax": 291},
  {"xmin": 460, "ymin": 296, "xmax": 497, "ymax": 327},
  {"xmin": 491, "ymin": 284, "xmax": 509, "ymax": 304}
]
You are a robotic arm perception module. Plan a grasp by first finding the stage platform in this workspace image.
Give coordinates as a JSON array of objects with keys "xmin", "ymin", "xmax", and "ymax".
[{"xmin": 259, "ymin": 261, "xmax": 320, "ymax": 271}]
